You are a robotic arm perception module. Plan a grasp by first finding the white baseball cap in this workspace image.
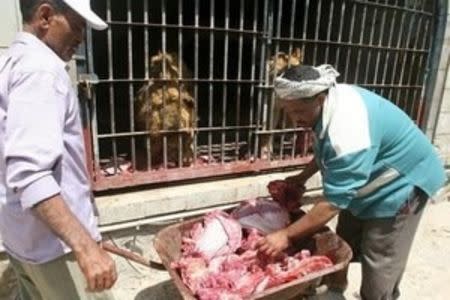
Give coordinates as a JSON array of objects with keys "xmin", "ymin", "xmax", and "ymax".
[{"xmin": 63, "ymin": 0, "xmax": 108, "ymax": 30}]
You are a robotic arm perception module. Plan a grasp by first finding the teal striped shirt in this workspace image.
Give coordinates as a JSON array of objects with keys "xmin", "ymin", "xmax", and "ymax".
[{"xmin": 313, "ymin": 84, "xmax": 446, "ymax": 218}]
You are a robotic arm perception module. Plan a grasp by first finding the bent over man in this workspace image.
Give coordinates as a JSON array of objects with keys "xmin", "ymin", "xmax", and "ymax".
[{"xmin": 257, "ymin": 64, "xmax": 446, "ymax": 300}]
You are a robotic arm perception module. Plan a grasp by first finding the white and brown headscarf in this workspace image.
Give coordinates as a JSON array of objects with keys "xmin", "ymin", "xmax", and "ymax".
[
  {"xmin": 273, "ymin": 64, "xmax": 340, "ymax": 99},
  {"xmin": 274, "ymin": 64, "xmax": 341, "ymax": 139}
]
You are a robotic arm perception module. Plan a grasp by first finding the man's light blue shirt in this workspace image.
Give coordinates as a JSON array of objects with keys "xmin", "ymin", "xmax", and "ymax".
[
  {"xmin": 0, "ymin": 32, "xmax": 101, "ymax": 263},
  {"xmin": 313, "ymin": 84, "xmax": 446, "ymax": 218}
]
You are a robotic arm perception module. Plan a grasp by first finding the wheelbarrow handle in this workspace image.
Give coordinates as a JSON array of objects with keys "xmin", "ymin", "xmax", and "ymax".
[{"xmin": 102, "ymin": 242, "xmax": 166, "ymax": 270}]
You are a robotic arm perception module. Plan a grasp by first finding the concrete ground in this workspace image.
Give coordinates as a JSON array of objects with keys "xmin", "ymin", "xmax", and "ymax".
[{"xmin": 1, "ymin": 198, "xmax": 450, "ymax": 300}]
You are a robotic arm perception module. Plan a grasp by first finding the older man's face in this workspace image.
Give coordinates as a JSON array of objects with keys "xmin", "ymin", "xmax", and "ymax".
[
  {"xmin": 42, "ymin": 6, "xmax": 86, "ymax": 62},
  {"xmin": 279, "ymin": 94, "xmax": 324, "ymax": 128}
]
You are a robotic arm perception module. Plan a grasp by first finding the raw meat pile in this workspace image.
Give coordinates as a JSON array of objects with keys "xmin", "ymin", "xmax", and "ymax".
[{"xmin": 171, "ymin": 199, "xmax": 333, "ymax": 300}]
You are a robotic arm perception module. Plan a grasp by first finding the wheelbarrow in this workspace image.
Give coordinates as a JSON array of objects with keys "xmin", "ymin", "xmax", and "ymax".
[{"xmin": 152, "ymin": 216, "xmax": 352, "ymax": 300}]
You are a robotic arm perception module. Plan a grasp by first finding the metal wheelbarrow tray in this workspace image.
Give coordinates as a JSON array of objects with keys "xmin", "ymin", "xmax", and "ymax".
[{"xmin": 154, "ymin": 216, "xmax": 352, "ymax": 300}]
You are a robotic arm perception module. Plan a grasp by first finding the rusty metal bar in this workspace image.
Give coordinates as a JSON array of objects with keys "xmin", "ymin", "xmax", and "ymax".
[
  {"xmin": 106, "ymin": 0, "xmax": 118, "ymax": 174},
  {"xmin": 127, "ymin": 0, "xmax": 136, "ymax": 169},
  {"xmin": 93, "ymin": 156, "xmax": 313, "ymax": 192},
  {"xmin": 221, "ymin": 0, "xmax": 230, "ymax": 164},
  {"xmin": 144, "ymin": 0, "xmax": 152, "ymax": 170}
]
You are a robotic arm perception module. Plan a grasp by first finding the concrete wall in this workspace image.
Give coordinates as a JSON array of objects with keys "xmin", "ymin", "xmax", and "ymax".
[
  {"xmin": 433, "ymin": 6, "xmax": 450, "ymax": 166},
  {"xmin": 0, "ymin": 0, "xmax": 20, "ymax": 54}
]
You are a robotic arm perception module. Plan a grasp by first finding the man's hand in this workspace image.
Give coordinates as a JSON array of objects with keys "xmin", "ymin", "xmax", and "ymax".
[
  {"xmin": 75, "ymin": 244, "xmax": 117, "ymax": 292},
  {"xmin": 256, "ymin": 229, "xmax": 290, "ymax": 258},
  {"xmin": 33, "ymin": 195, "xmax": 118, "ymax": 292}
]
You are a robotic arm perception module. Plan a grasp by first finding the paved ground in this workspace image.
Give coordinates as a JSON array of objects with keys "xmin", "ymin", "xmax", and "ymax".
[{"xmin": 1, "ymin": 197, "xmax": 449, "ymax": 300}]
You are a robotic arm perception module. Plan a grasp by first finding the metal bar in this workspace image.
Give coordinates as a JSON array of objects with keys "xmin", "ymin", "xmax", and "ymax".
[
  {"xmin": 312, "ymin": 0, "xmax": 322, "ymax": 65},
  {"xmin": 388, "ymin": 1, "xmax": 406, "ymax": 104},
  {"xmin": 301, "ymin": 0, "xmax": 310, "ymax": 59},
  {"xmin": 106, "ymin": 0, "xmax": 118, "ymax": 173},
  {"xmin": 406, "ymin": 6, "xmax": 425, "ymax": 119},
  {"xmin": 178, "ymin": 0, "xmax": 183, "ymax": 168},
  {"xmin": 221, "ymin": 0, "xmax": 230, "ymax": 164},
  {"xmin": 381, "ymin": 3, "xmax": 398, "ymax": 98},
  {"xmin": 353, "ymin": 2, "xmax": 367, "ymax": 83},
  {"xmin": 86, "ymin": 27, "xmax": 100, "ymax": 173},
  {"xmin": 343, "ymin": 2, "xmax": 357, "ymax": 82},
  {"xmin": 335, "ymin": 0, "xmax": 346, "ymax": 74},
  {"xmin": 161, "ymin": 0, "xmax": 168, "ymax": 168},
  {"xmin": 208, "ymin": 0, "xmax": 215, "ymax": 163},
  {"xmin": 93, "ymin": 156, "xmax": 313, "ymax": 192},
  {"xmin": 288, "ymin": 0, "xmax": 297, "ymax": 159},
  {"xmin": 253, "ymin": 0, "xmax": 269, "ymax": 158},
  {"xmin": 144, "ymin": 0, "xmax": 152, "ymax": 170},
  {"xmin": 269, "ymin": 38, "xmax": 429, "ymax": 54},
  {"xmin": 417, "ymin": 17, "xmax": 431, "ymax": 127},
  {"xmin": 363, "ymin": 3, "xmax": 379, "ymax": 84},
  {"xmin": 106, "ymin": 21, "xmax": 263, "ymax": 34},
  {"xmin": 127, "ymin": 0, "xmax": 136, "ymax": 169},
  {"xmin": 97, "ymin": 125, "xmax": 260, "ymax": 139},
  {"xmin": 235, "ymin": 0, "xmax": 244, "ymax": 161},
  {"xmin": 96, "ymin": 78, "xmax": 263, "ymax": 84},
  {"xmin": 324, "ymin": 0, "xmax": 334, "ymax": 63},
  {"xmin": 193, "ymin": 0, "xmax": 199, "ymax": 166},
  {"xmin": 248, "ymin": 0, "xmax": 258, "ymax": 160},
  {"xmin": 396, "ymin": 10, "xmax": 417, "ymax": 111},
  {"xmin": 350, "ymin": 0, "xmax": 433, "ymax": 16},
  {"xmin": 272, "ymin": 0, "xmax": 283, "ymax": 161},
  {"xmin": 372, "ymin": 0, "xmax": 387, "ymax": 86}
]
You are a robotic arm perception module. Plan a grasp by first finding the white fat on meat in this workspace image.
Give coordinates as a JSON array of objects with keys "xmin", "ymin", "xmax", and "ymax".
[{"xmin": 232, "ymin": 198, "xmax": 290, "ymax": 234}]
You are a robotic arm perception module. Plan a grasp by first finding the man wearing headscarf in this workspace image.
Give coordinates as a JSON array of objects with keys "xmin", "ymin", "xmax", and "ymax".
[{"xmin": 256, "ymin": 65, "xmax": 446, "ymax": 300}]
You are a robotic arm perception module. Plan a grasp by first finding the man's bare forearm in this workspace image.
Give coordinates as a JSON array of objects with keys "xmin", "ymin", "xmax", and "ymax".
[
  {"xmin": 33, "ymin": 194, "xmax": 98, "ymax": 254},
  {"xmin": 285, "ymin": 199, "xmax": 339, "ymax": 241},
  {"xmin": 288, "ymin": 158, "xmax": 319, "ymax": 184}
]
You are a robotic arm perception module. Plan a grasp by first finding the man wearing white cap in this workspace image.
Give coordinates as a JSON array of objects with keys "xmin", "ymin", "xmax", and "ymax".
[
  {"xmin": 257, "ymin": 65, "xmax": 446, "ymax": 300},
  {"xmin": 0, "ymin": 0, "xmax": 116, "ymax": 299}
]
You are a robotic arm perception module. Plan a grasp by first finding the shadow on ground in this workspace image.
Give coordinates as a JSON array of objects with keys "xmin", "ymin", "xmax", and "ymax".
[{"xmin": 135, "ymin": 279, "xmax": 183, "ymax": 300}]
